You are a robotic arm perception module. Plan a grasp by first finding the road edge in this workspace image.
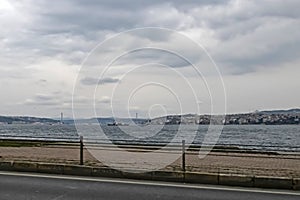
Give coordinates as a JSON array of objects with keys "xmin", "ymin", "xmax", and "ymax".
[{"xmin": 0, "ymin": 161, "xmax": 299, "ymax": 190}]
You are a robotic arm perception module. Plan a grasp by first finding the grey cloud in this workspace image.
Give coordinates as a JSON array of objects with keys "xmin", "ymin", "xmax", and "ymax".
[
  {"xmin": 0, "ymin": 67, "xmax": 36, "ymax": 79},
  {"xmin": 23, "ymin": 95, "xmax": 59, "ymax": 106},
  {"xmin": 1, "ymin": 0, "xmax": 300, "ymax": 118},
  {"xmin": 131, "ymin": 30, "xmax": 173, "ymax": 43},
  {"xmin": 97, "ymin": 96, "xmax": 111, "ymax": 104},
  {"xmin": 24, "ymin": 99, "xmax": 58, "ymax": 106},
  {"xmin": 22, "ymin": 92, "xmax": 72, "ymax": 107},
  {"xmin": 2, "ymin": 0, "xmax": 300, "ymax": 78},
  {"xmin": 2, "ymin": 0, "xmax": 227, "ymax": 61},
  {"xmin": 112, "ymin": 48, "xmax": 193, "ymax": 68},
  {"xmin": 213, "ymin": 17, "xmax": 300, "ymax": 74},
  {"xmin": 28, "ymin": 0, "xmax": 228, "ymax": 39},
  {"xmin": 81, "ymin": 77, "xmax": 120, "ymax": 85},
  {"xmin": 35, "ymin": 94, "xmax": 54, "ymax": 101}
]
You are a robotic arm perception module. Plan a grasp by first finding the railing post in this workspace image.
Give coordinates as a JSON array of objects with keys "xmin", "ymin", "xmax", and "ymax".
[
  {"xmin": 182, "ymin": 139, "xmax": 186, "ymax": 172},
  {"xmin": 80, "ymin": 136, "xmax": 84, "ymax": 165}
]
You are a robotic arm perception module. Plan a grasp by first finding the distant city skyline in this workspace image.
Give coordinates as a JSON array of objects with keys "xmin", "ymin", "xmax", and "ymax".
[{"xmin": 0, "ymin": 0, "xmax": 299, "ymax": 118}]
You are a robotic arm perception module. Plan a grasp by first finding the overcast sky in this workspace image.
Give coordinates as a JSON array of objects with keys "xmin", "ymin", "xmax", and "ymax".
[{"xmin": 0, "ymin": 0, "xmax": 299, "ymax": 118}]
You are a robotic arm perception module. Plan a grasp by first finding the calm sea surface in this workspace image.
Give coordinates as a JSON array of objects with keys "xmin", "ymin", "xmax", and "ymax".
[{"xmin": 0, "ymin": 124, "xmax": 300, "ymax": 152}]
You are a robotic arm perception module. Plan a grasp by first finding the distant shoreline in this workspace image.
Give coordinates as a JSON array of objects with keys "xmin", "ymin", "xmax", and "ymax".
[{"xmin": 0, "ymin": 108, "xmax": 299, "ymax": 125}]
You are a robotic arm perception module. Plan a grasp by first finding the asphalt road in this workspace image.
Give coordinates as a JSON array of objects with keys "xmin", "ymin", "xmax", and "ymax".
[{"xmin": 0, "ymin": 172, "xmax": 299, "ymax": 200}]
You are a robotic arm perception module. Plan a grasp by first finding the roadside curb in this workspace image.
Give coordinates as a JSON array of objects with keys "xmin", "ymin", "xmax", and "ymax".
[
  {"xmin": 254, "ymin": 176, "xmax": 293, "ymax": 190},
  {"xmin": 185, "ymin": 171, "xmax": 218, "ymax": 185},
  {"xmin": 219, "ymin": 174, "xmax": 254, "ymax": 187},
  {"xmin": 293, "ymin": 178, "xmax": 300, "ymax": 190},
  {"xmin": 0, "ymin": 161, "xmax": 299, "ymax": 190}
]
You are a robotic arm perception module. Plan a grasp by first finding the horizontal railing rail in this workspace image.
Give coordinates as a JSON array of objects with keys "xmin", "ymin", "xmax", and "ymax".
[{"xmin": 1, "ymin": 135, "xmax": 300, "ymax": 152}]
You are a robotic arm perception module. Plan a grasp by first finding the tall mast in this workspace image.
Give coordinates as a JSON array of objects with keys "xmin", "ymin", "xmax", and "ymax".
[{"xmin": 60, "ymin": 112, "xmax": 64, "ymax": 124}]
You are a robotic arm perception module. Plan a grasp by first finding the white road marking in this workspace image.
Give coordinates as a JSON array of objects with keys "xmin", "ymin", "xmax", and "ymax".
[{"xmin": 0, "ymin": 171, "xmax": 299, "ymax": 196}]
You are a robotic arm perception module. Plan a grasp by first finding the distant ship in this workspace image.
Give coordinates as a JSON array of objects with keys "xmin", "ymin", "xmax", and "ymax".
[{"xmin": 107, "ymin": 121, "xmax": 129, "ymax": 126}]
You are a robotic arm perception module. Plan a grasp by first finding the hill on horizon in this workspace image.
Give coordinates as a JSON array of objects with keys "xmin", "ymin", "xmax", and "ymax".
[{"xmin": 259, "ymin": 108, "xmax": 300, "ymax": 114}]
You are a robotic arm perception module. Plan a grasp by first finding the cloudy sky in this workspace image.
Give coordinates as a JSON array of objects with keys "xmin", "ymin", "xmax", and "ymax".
[{"xmin": 0, "ymin": 0, "xmax": 299, "ymax": 118}]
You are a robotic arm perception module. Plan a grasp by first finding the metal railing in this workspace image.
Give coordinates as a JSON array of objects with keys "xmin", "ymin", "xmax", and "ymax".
[{"xmin": 1, "ymin": 135, "xmax": 300, "ymax": 172}]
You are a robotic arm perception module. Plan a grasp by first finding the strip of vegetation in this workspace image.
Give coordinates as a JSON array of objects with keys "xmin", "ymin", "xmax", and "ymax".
[
  {"xmin": 0, "ymin": 140, "xmax": 77, "ymax": 147},
  {"xmin": 0, "ymin": 140, "xmax": 46, "ymax": 147}
]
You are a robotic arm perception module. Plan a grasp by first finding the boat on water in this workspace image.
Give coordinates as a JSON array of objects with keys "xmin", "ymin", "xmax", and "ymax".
[{"xmin": 107, "ymin": 121, "xmax": 129, "ymax": 126}]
